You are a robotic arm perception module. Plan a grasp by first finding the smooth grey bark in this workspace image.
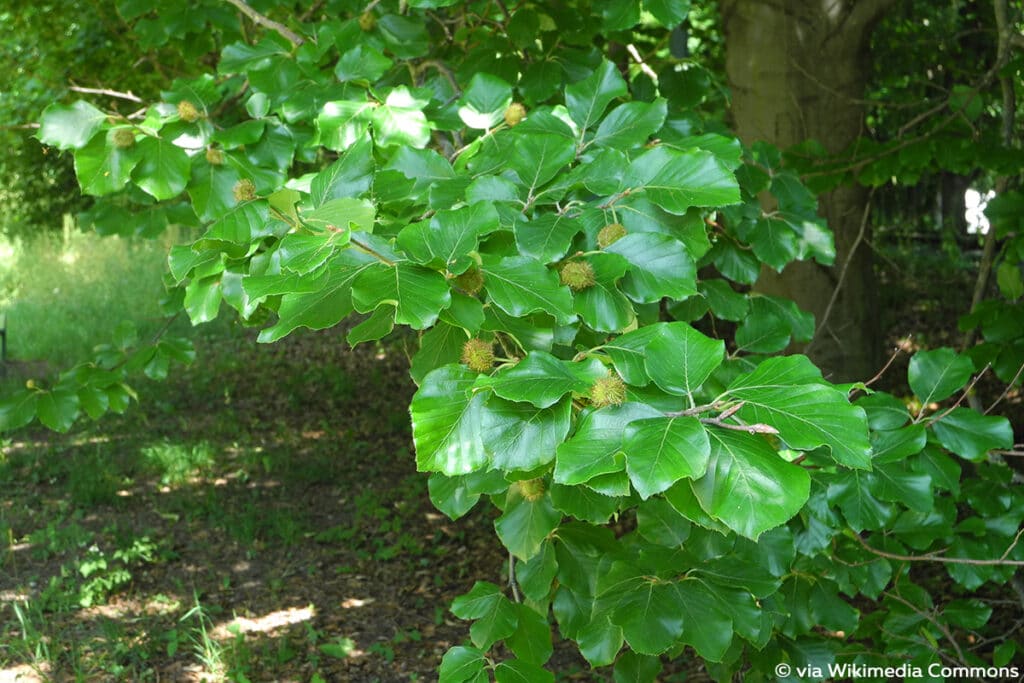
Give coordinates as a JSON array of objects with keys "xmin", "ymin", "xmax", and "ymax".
[{"xmin": 719, "ymin": 0, "xmax": 897, "ymax": 382}]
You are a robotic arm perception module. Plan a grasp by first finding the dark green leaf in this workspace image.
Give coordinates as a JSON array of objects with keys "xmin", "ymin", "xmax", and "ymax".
[
  {"xmin": 412, "ymin": 365, "xmax": 489, "ymax": 475},
  {"xmin": 592, "ymin": 99, "xmax": 667, "ymax": 150},
  {"xmin": 477, "ymin": 352, "xmax": 607, "ymax": 408},
  {"xmin": 644, "ymin": 322, "xmax": 724, "ymax": 396},
  {"xmin": 481, "ymin": 256, "xmax": 575, "ymax": 324},
  {"xmin": 627, "ymin": 147, "xmax": 740, "ymax": 215},
  {"xmin": 908, "ymin": 348, "xmax": 974, "ymax": 404},
  {"xmin": 482, "ymin": 397, "xmax": 572, "ymax": 472},
  {"xmin": 351, "ymin": 263, "xmax": 452, "ymax": 329},
  {"xmin": 932, "ymin": 408, "xmax": 1013, "ymax": 461},
  {"xmin": 604, "ymin": 233, "xmax": 696, "ymax": 303},
  {"xmin": 623, "ymin": 417, "xmax": 710, "ymax": 499},
  {"xmin": 565, "ymin": 60, "xmax": 628, "ymax": 132},
  {"xmin": 495, "ymin": 489, "xmax": 562, "ymax": 560}
]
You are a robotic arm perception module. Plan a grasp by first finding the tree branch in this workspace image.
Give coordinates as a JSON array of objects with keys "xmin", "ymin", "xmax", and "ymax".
[
  {"xmin": 224, "ymin": 0, "xmax": 305, "ymax": 47},
  {"xmin": 68, "ymin": 85, "xmax": 144, "ymax": 103},
  {"xmin": 854, "ymin": 529, "xmax": 1024, "ymax": 567}
]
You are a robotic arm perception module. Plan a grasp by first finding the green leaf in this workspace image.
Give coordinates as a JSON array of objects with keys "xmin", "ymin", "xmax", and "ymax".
[
  {"xmin": 38, "ymin": 100, "xmax": 107, "ymax": 150},
  {"xmin": 411, "ymin": 322, "xmax": 466, "ymax": 384},
  {"xmin": 302, "ymin": 197, "xmax": 375, "ymax": 233},
  {"xmin": 494, "ymin": 660, "xmax": 555, "ymax": 683},
  {"xmin": 351, "ymin": 263, "xmax": 452, "ymax": 329},
  {"xmin": 482, "ymin": 397, "xmax": 572, "ymax": 472},
  {"xmin": 603, "ymin": 325, "xmax": 661, "ymax": 386},
  {"xmin": 459, "ymin": 73, "xmax": 513, "ymax": 129},
  {"xmin": 36, "ymin": 389, "xmax": 80, "ymax": 433},
  {"xmin": 604, "ymin": 572, "xmax": 685, "ymax": 654},
  {"xmin": 613, "ymin": 650, "xmax": 663, "ymax": 683},
  {"xmin": 398, "ymin": 203, "xmax": 500, "ymax": 272},
  {"xmin": 478, "ymin": 352, "xmax": 607, "ymax": 408},
  {"xmin": 184, "ymin": 275, "xmax": 222, "ymax": 324},
  {"xmin": 508, "ymin": 133, "xmax": 576, "ymax": 193},
  {"xmin": 0, "ymin": 391, "xmax": 39, "ymax": 431},
  {"xmin": 514, "ymin": 214, "xmax": 583, "ymax": 263},
  {"xmin": 372, "ymin": 87, "xmax": 431, "ymax": 148},
  {"xmin": 550, "ymin": 484, "xmax": 620, "ymax": 524},
  {"xmin": 571, "ymin": 254, "xmax": 635, "ymax": 333},
  {"xmin": 644, "ymin": 0, "xmax": 690, "ymax": 26},
  {"xmin": 623, "ymin": 416, "xmax": 711, "ymax": 499},
  {"xmin": 565, "ymin": 60, "xmax": 628, "ymax": 132},
  {"xmin": 74, "ymin": 130, "xmax": 143, "ymax": 196},
  {"xmin": 726, "ymin": 356, "xmax": 871, "ymax": 469},
  {"xmin": 495, "ymin": 489, "xmax": 562, "ymax": 560},
  {"xmin": 604, "ymin": 233, "xmax": 697, "ymax": 303},
  {"xmin": 931, "ymin": 408, "xmax": 1013, "ymax": 461},
  {"xmin": 944, "ymin": 599, "xmax": 992, "ymax": 629},
  {"xmin": 516, "ymin": 541, "xmax": 559, "ymax": 601},
  {"xmin": 481, "ymin": 256, "xmax": 575, "ymax": 325},
  {"xmin": 346, "ymin": 307, "xmax": 395, "ymax": 346},
  {"xmin": 644, "ymin": 322, "xmax": 724, "ymax": 396},
  {"xmin": 908, "ymin": 348, "xmax": 974, "ymax": 404},
  {"xmin": 627, "ymin": 147, "xmax": 740, "ymax": 215},
  {"xmin": 316, "ymin": 100, "xmax": 373, "ymax": 151},
  {"xmin": 189, "ymin": 157, "xmax": 242, "ymax": 221},
  {"xmin": 278, "ymin": 234, "xmax": 341, "ymax": 275},
  {"xmin": 749, "ymin": 217, "xmax": 798, "ymax": 272},
  {"xmin": 412, "ymin": 365, "xmax": 488, "ymax": 474},
  {"xmin": 554, "ymin": 403, "xmax": 661, "ymax": 486},
  {"xmin": 132, "ymin": 137, "xmax": 191, "ymax": 200},
  {"xmin": 506, "ymin": 603, "xmax": 554, "ymax": 665},
  {"xmin": 311, "ymin": 137, "xmax": 374, "ymax": 204},
  {"xmin": 257, "ymin": 250, "xmax": 376, "ymax": 342},
  {"xmin": 592, "ymin": 99, "xmax": 667, "ymax": 150},
  {"xmin": 692, "ymin": 428, "xmax": 811, "ymax": 539},
  {"xmin": 827, "ymin": 470, "xmax": 893, "ymax": 531},
  {"xmin": 335, "ymin": 45, "xmax": 393, "ymax": 82},
  {"xmin": 636, "ymin": 496, "xmax": 691, "ymax": 546},
  {"xmin": 451, "ymin": 582, "xmax": 518, "ymax": 650}
]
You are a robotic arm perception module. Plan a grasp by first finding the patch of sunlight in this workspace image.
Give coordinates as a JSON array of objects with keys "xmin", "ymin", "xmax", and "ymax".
[
  {"xmin": 965, "ymin": 188, "xmax": 995, "ymax": 235},
  {"xmin": 211, "ymin": 605, "xmax": 315, "ymax": 640},
  {"xmin": 0, "ymin": 664, "xmax": 47, "ymax": 682},
  {"xmin": 0, "ymin": 589, "xmax": 32, "ymax": 602},
  {"xmin": 341, "ymin": 597, "xmax": 374, "ymax": 609}
]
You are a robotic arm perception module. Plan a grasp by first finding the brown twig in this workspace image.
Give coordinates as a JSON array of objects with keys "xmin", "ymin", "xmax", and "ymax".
[
  {"xmin": 922, "ymin": 364, "xmax": 990, "ymax": 426},
  {"xmin": 854, "ymin": 529, "xmax": 1024, "ymax": 567},
  {"xmin": 68, "ymin": 85, "xmax": 144, "ymax": 103},
  {"xmin": 224, "ymin": 0, "xmax": 305, "ymax": 47},
  {"xmin": 862, "ymin": 338, "xmax": 909, "ymax": 388},
  {"xmin": 985, "ymin": 362, "xmax": 1024, "ymax": 414}
]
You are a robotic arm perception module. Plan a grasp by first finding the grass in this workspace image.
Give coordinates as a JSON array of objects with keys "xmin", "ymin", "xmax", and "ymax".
[{"xmin": 0, "ymin": 224, "xmax": 189, "ymax": 374}]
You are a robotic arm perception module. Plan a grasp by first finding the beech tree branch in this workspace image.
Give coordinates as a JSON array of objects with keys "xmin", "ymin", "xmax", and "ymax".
[
  {"xmin": 68, "ymin": 85, "xmax": 144, "ymax": 103},
  {"xmin": 224, "ymin": 0, "xmax": 305, "ymax": 46},
  {"xmin": 854, "ymin": 529, "xmax": 1024, "ymax": 567}
]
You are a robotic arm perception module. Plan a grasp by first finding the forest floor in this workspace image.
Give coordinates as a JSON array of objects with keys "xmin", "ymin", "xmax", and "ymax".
[{"xmin": 0, "ymin": 325, "xmax": 699, "ymax": 683}]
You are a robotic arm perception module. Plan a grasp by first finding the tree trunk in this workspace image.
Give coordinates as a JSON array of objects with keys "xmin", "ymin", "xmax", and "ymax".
[{"xmin": 719, "ymin": 0, "xmax": 896, "ymax": 382}]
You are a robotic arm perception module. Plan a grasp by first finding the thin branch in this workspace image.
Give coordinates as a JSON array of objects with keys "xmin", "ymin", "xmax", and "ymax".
[
  {"xmin": 700, "ymin": 418, "xmax": 779, "ymax": 435},
  {"xmin": 806, "ymin": 188, "xmax": 875, "ymax": 355},
  {"xmin": 862, "ymin": 338, "xmax": 909, "ymax": 388},
  {"xmin": 854, "ymin": 529, "xmax": 1024, "ymax": 567},
  {"xmin": 508, "ymin": 552, "xmax": 520, "ymax": 603},
  {"xmin": 922, "ymin": 364, "xmax": 990, "ymax": 426},
  {"xmin": 349, "ymin": 237, "xmax": 395, "ymax": 266},
  {"xmin": 68, "ymin": 85, "xmax": 144, "ymax": 103},
  {"xmin": 882, "ymin": 591, "xmax": 968, "ymax": 666},
  {"xmin": 224, "ymin": 0, "xmax": 305, "ymax": 47},
  {"xmin": 985, "ymin": 362, "xmax": 1024, "ymax": 414}
]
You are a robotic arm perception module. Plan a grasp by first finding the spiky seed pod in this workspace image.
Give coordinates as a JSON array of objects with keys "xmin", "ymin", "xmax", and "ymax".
[
  {"xmin": 232, "ymin": 179, "xmax": 257, "ymax": 203},
  {"xmin": 453, "ymin": 267, "xmax": 484, "ymax": 295},
  {"xmin": 205, "ymin": 147, "xmax": 225, "ymax": 166},
  {"xmin": 590, "ymin": 375, "xmax": 627, "ymax": 408},
  {"xmin": 504, "ymin": 102, "xmax": 527, "ymax": 127},
  {"xmin": 560, "ymin": 260, "xmax": 596, "ymax": 291},
  {"xmin": 517, "ymin": 478, "xmax": 546, "ymax": 502},
  {"xmin": 461, "ymin": 338, "xmax": 495, "ymax": 373},
  {"xmin": 358, "ymin": 12, "xmax": 376, "ymax": 31},
  {"xmin": 177, "ymin": 100, "xmax": 201, "ymax": 123},
  {"xmin": 597, "ymin": 222, "xmax": 627, "ymax": 248},
  {"xmin": 111, "ymin": 128, "xmax": 136, "ymax": 149}
]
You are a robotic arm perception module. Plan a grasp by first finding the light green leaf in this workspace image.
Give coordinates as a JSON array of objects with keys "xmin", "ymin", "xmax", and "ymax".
[
  {"xmin": 692, "ymin": 428, "xmax": 811, "ymax": 539},
  {"xmin": 592, "ymin": 99, "xmax": 667, "ymax": 150},
  {"xmin": 565, "ymin": 60, "xmax": 628, "ymax": 132},
  {"xmin": 0, "ymin": 391, "xmax": 38, "ymax": 431},
  {"xmin": 459, "ymin": 73, "xmax": 513, "ymax": 129},
  {"xmin": 372, "ymin": 87, "xmax": 431, "ymax": 148},
  {"xmin": 188, "ymin": 157, "xmax": 242, "ymax": 221},
  {"xmin": 749, "ymin": 217, "xmax": 798, "ymax": 272},
  {"xmin": 495, "ymin": 489, "xmax": 562, "ymax": 560},
  {"xmin": 38, "ymin": 100, "xmax": 106, "ymax": 150},
  {"xmin": 278, "ymin": 234, "xmax": 340, "ymax": 275},
  {"xmin": 644, "ymin": 0, "xmax": 690, "ymax": 26},
  {"xmin": 931, "ymin": 408, "xmax": 1013, "ymax": 461},
  {"xmin": 132, "ymin": 137, "xmax": 191, "ymax": 200},
  {"xmin": 482, "ymin": 396, "xmax": 572, "ymax": 472},
  {"xmin": 508, "ymin": 133, "xmax": 576, "ymax": 193},
  {"xmin": 412, "ymin": 365, "xmax": 488, "ymax": 474},
  {"xmin": 351, "ymin": 263, "xmax": 452, "ymax": 329},
  {"xmin": 184, "ymin": 275, "xmax": 222, "ymax": 324},
  {"xmin": 302, "ymin": 197, "xmax": 375, "ymax": 233},
  {"xmin": 311, "ymin": 137, "xmax": 374, "ymax": 204},
  {"xmin": 481, "ymin": 256, "xmax": 576, "ymax": 325},
  {"xmin": 623, "ymin": 416, "xmax": 710, "ymax": 499},
  {"xmin": 451, "ymin": 582, "xmax": 518, "ymax": 650},
  {"xmin": 726, "ymin": 356, "xmax": 872, "ymax": 469},
  {"xmin": 477, "ymin": 352, "xmax": 607, "ymax": 408},
  {"xmin": 644, "ymin": 322, "xmax": 724, "ymax": 396},
  {"xmin": 908, "ymin": 348, "xmax": 974, "ymax": 404},
  {"xmin": 316, "ymin": 100, "xmax": 373, "ymax": 151},
  {"xmin": 604, "ymin": 233, "xmax": 697, "ymax": 303}
]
